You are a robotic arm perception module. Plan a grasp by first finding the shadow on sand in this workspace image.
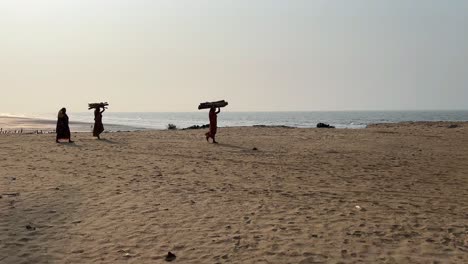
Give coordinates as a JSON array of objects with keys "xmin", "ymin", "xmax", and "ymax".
[
  {"xmin": 98, "ymin": 138, "xmax": 118, "ymax": 144},
  {"xmin": 216, "ymin": 143, "xmax": 256, "ymax": 152},
  {"xmin": 59, "ymin": 142, "xmax": 80, "ymax": 148}
]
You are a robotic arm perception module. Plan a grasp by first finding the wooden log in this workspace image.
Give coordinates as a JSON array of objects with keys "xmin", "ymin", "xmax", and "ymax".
[
  {"xmin": 88, "ymin": 102, "xmax": 109, "ymax": 110},
  {"xmin": 198, "ymin": 100, "xmax": 228, "ymax": 110}
]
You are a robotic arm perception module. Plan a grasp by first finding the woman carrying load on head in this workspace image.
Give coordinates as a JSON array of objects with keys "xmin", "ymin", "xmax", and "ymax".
[
  {"xmin": 205, "ymin": 106, "xmax": 220, "ymax": 143},
  {"xmin": 56, "ymin": 107, "xmax": 73, "ymax": 143},
  {"xmin": 93, "ymin": 106, "xmax": 105, "ymax": 139}
]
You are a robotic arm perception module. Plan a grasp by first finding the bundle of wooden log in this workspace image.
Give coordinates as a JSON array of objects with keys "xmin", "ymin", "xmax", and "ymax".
[
  {"xmin": 198, "ymin": 100, "xmax": 228, "ymax": 110},
  {"xmin": 88, "ymin": 102, "xmax": 109, "ymax": 110}
]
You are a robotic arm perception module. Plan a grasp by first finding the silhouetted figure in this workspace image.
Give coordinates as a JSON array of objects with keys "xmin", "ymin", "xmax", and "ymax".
[
  {"xmin": 56, "ymin": 108, "xmax": 73, "ymax": 143},
  {"xmin": 93, "ymin": 107, "xmax": 105, "ymax": 139},
  {"xmin": 205, "ymin": 107, "xmax": 220, "ymax": 143}
]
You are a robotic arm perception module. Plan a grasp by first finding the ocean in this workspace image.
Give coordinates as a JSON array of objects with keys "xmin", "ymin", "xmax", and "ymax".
[{"xmin": 7, "ymin": 110, "xmax": 466, "ymax": 131}]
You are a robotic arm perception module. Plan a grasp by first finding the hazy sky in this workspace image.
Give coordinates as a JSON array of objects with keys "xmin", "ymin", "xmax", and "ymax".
[{"xmin": 1, "ymin": 0, "xmax": 467, "ymax": 113}]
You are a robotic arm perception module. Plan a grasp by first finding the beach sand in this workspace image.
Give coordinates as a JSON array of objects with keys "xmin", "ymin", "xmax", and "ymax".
[{"xmin": 1, "ymin": 122, "xmax": 467, "ymax": 263}]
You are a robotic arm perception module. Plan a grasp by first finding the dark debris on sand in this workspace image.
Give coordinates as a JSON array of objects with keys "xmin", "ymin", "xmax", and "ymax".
[
  {"xmin": 183, "ymin": 124, "xmax": 210, "ymax": 130},
  {"xmin": 165, "ymin": 252, "xmax": 177, "ymax": 262}
]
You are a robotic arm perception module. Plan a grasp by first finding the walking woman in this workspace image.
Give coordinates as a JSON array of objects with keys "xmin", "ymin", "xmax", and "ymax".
[
  {"xmin": 56, "ymin": 108, "xmax": 73, "ymax": 143},
  {"xmin": 205, "ymin": 107, "xmax": 220, "ymax": 143},
  {"xmin": 93, "ymin": 106, "xmax": 105, "ymax": 139}
]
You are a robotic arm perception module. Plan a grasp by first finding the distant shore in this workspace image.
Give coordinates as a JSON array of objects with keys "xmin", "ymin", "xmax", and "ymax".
[
  {"xmin": 0, "ymin": 116, "xmax": 144, "ymax": 133},
  {"xmin": 2, "ymin": 115, "xmax": 468, "ymax": 134},
  {"xmin": 3, "ymin": 110, "xmax": 468, "ymax": 130}
]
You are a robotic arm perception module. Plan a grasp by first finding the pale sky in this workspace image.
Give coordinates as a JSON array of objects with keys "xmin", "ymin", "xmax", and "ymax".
[{"xmin": 1, "ymin": 0, "xmax": 467, "ymax": 113}]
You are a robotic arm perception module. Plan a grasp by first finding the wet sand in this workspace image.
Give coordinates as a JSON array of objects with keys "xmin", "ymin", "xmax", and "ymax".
[
  {"xmin": 0, "ymin": 116, "xmax": 58, "ymax": 131},
  {"xmin": 0, "ymin": 116, "xmax": 140, "ymax": 133},
  {"xmin": 1, "ymin": 122, "xmax": 467, "ymax": 263}
]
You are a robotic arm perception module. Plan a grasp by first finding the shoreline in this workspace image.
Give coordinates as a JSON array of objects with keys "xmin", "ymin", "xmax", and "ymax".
[
  {"xmin": 0, "ymin": 116, "xmax": 145, "ymax": 133},
  {"xmin": 1, "ymin": 115, "xmax": 467, "ymax": 134}
]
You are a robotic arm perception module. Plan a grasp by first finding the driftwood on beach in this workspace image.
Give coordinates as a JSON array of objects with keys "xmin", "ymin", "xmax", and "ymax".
[
  {"xmin": 317, "ymin": 123, "xmax": 335, "ymax": 128},
  {"xmin": 88, "ymin": 102, "xmax": 109, "ymax": 110},
  {"xmin": 198, "ymin": 100, "xmax": 228, "ymax": 110}
]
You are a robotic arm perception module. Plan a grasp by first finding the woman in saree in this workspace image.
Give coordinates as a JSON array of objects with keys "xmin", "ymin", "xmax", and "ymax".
[
  {"xmin": 205, "ymin": 107, "xmax": 220, "ymax": 143},
  {"xmin": 56, "ymin": 108, "xmax": 73, "ymax": 143},
  {"xmin": 93, "ymin": 107, "xmax": 105, "ymax": 139}
]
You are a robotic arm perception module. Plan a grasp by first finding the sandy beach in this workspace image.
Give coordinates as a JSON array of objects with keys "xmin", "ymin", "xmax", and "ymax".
[{"xmin": 1, "ymin": 122, "xmax": 467, "ymax": 263}]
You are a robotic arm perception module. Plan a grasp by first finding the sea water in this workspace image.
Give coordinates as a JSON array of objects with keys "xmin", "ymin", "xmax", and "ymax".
[{"xmin": 19, "ymin": 110, "xmax": 468, "ymax": 131}]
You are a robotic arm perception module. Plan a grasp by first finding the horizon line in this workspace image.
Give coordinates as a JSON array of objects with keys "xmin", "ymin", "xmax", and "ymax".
[{"xmin": 2, "ymin": 109, "xmax": 468, "ymax": 117}]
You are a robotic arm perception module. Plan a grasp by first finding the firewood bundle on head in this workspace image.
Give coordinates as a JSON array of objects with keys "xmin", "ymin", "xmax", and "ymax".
[
  {"xmin": 88, "ymin": 102, "xmax": 109, "ymax": 110},
  {"xmin": 198, "ymin": 100, "xmax": 228, "ymax": 110}
]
